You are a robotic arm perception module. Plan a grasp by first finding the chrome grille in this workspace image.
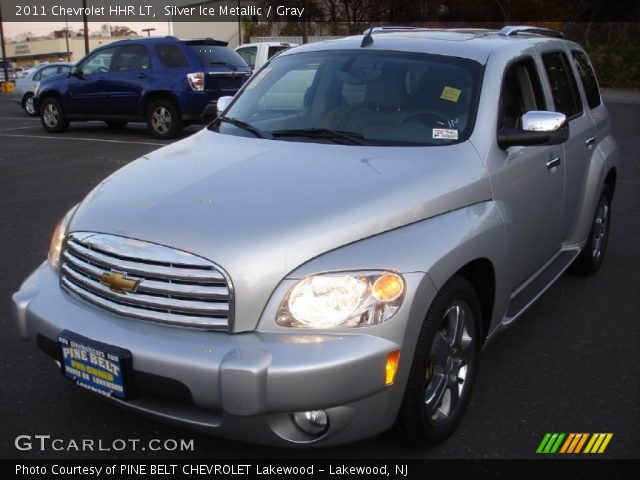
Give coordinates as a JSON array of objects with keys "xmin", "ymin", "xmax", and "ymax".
[{"xmin": 60, "ymin": 232, "xmax": 232, "ymax": 330}]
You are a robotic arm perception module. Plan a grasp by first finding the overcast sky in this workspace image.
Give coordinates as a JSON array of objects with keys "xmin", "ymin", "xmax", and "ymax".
[{"xmin": 3, "ymin": 21, "xmax": 171, "ymax": 40}]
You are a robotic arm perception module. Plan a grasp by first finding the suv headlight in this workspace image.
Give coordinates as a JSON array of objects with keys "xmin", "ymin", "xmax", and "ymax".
[
  {"xmin": 277, "ymin": 271, "xmax": 405, "ymax": 328},
  {"xmin": 48, "ymin": 206, "xmax": 77, "ymax": 271}
]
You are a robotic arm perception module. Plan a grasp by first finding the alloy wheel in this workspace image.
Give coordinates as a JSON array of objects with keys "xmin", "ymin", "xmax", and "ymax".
[
  {"xmin": 43, "ymin": 103, "xmax": 59, "ymax": 128},
  {"xmin": 591, "ymin": 196, "xmax": 609, "ymax": 260},
  {"xmin": 424, "ymin": 301, "xmax": 475, "ymax": 422},
  {"xmin": 151, "ymin": 107, "xmax": 172, "ymax": 134}
]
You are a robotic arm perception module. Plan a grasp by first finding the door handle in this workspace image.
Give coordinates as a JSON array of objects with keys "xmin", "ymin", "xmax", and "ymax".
[
  {"xmin": 137, "ymin": 73, "xmax": 147, "ymax": 79},
  {"xmin": 546, "ymin": 155, "xmax": 561, "ymax": 170},
  {"xmin": 586, "ymin": 136, "xmax": 596, "ymax": 146}
]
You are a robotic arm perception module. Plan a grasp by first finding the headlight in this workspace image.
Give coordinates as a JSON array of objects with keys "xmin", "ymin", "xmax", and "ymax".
[
  {"xmin": 277, "ymin": 271, "xmax": 405, "ymax": 328},
  {"xmin": 48, "ymin": 206, "xmax": 77, "ymax": 270}
]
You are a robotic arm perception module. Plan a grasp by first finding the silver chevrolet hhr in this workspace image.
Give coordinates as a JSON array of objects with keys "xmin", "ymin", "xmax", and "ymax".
[{"xmin": 13, "ymin": 26, "xmax": 619, "ymax": 447}]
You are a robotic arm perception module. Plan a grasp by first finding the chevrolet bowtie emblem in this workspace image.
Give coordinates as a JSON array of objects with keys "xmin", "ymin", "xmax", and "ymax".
[{"xmin": 99, "ymin": 271, "xmax": 140, "ymax": 294}]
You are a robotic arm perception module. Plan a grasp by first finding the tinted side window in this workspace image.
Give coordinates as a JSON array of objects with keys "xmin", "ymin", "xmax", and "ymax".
[
  {"xmin": 542, "ymin": 51, "xmax": 583, "ymax": 118},
  {"xmin": 155, "ymin": 44, "xmax": 189, "ymax": 68},
  {"xmin": 81, "ymin": 48, "xmax": 117, "ymax": 75},
  {"xmin": 499, "ymin": 58, "xmax": 545, "ymax": 130},
  {"xmin": 571, "ymin": 50, "xmax": 601, "ymax": 109},
  {"xmin": 267, "ymin": 46, "xmax": 287, "ymax": 59},
  {"xmin": 58, "ymin": 65, "xmax": 71, "ymax": 75},
  {"xmin": 112, "ymin": 45, "xmax": 150, "ymax": 72}
]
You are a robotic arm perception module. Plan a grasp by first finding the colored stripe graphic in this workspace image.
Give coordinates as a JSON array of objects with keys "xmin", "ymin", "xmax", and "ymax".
[
  {"xmin": 584, "ymin": 433, "xmax": 614, "ymax": 454},
  {"xmin": 538, "ymin": 433, "xmax": 613, "ymax": 454},
  {"xmin": 536, "ymin": 433, "xmax": 565, "ymax": 454},
  {"xmin": 536, "ymin": 433, "xmax": 552, "ymax": 454}
]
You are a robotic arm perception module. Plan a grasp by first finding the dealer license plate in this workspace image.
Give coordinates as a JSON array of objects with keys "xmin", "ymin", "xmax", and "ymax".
[{"xmin": 58, "ymin": 331, "xmax": 130, "ymax": 400}]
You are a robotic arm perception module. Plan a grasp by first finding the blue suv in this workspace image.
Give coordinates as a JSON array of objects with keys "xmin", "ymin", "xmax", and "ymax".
[{"xmin": 35, "ymin": 37, "xmax": 251, "ymax": 139}]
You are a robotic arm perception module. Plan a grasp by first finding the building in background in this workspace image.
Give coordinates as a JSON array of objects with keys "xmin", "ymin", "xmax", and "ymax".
[
  {"xmin": 5, "ymin": 36, "xmax": 134, "ymax": 67},
  {"xmin": 172, "ymin": 21, "xmax": 242, "ymax": 46}
]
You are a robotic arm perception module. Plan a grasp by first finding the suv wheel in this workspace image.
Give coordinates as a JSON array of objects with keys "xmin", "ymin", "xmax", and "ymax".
[
  {"xmin": 105, "ymin": 120, "xmax": 128, "ymax": 129},
  {"xmin": 391, "ymin": 276, "xmax": 481, "ymax": 445},
  {"xmin": 23, "ymin": 93, "xmax": 37, "ymax": 116},
  {"xmin": 40, "ymin": 97, "xmax": 69, "ymax": 133},
  {"xmin": 570, "ymin": 185, "xmax": 612, "ymax": 275},
  {"xmin": 147, "ymin": 99, "xmax": 183, "ymax": 139}
]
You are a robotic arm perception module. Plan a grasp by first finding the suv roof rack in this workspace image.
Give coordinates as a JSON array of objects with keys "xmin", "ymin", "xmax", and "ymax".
[
  {"xmin": 498, "ymin": 26, "xmax": 564, "ymax": 39},
  {"xmin": 362, "ymin": 26, "xmax": 428, "ymax": 34}
]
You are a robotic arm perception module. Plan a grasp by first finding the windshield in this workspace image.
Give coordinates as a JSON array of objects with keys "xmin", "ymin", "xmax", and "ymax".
[{"xmin": 214, "ymin": 49, "xmax": 482, "ymax": 146}]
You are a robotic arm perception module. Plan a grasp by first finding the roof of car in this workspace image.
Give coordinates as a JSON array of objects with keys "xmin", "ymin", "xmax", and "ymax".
[
  {"xmin": 106, "ymin": 36, "xmax": 228, "ymax": 46},
  {"xmin": 280, "ymin": 27, "xmax": 575, "ymax": 64}
]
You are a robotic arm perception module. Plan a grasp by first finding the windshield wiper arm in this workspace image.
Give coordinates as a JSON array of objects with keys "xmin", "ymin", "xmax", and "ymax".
[
  {"xmin": 271, "ymin": 128, "xmax": 365, "ymax": 145},
  {"xmin": 219, "ymin": 116, "xmax": 271, "ymax": 139}
]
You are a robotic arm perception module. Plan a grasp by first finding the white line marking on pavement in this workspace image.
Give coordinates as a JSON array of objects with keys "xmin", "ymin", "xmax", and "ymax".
[
  {"xmin": 0, "ymin": 133, "xmax": 165, "ymax": 147},
  {"xmin": 0, "ymin": 116, "xmax": 40, "ymax": 120},
  {"xmin": 0, "ymin": 126, "xmax": 42, "ymax": 132}
]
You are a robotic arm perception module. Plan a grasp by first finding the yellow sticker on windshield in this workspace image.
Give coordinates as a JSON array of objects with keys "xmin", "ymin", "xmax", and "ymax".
[{"xmin": 440, "ymin": 86, "xmax": 462, "ymax": 102}]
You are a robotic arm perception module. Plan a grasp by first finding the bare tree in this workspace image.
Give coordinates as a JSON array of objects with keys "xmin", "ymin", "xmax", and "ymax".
[{"xmin": 111, "ymin": 26, "xmax": 138, "ymax": 37}]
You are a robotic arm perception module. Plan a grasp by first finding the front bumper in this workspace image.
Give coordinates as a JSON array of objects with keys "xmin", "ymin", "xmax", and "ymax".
[{"xmin": 13, "ymin": 263, "xmax": 406, "ymax": 446}]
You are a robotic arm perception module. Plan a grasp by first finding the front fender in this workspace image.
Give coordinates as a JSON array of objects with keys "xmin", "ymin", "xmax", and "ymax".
[{"xmin": 254, "ymin": 201, "xmax": 507, "ymax": 423}]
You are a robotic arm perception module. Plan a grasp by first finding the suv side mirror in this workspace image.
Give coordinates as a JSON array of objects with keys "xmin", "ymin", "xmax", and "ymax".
[
  {"xmin": 497, "ymin": 111, "xmax": 569, "ymax": 149},
  {"xmin": 216, "ymin": 96, "xmax": 234, "ymax": 115}
]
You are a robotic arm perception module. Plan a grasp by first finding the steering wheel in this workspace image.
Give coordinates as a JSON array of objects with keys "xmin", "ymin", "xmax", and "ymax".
[
  {"xmin": 94, "ymin": 66, "xmax": 109, "ymax": 74},
  {"xmin": 401, "ymin": 110, "xmax": 452, "ymax": 126}
]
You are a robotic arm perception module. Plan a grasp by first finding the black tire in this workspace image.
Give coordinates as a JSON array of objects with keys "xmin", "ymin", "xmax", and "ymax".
[
  {"xmin": 146, "ymin": 98, "xmax": 183, "ymax": 139},
  {"xmin": 390, "ymin": 276, "xmax": 482, "ymax": 446},
  {"xmin": 23, "ymin": 93, "xmax": 37, "ymax": 116},
  {"xmin": 570, "ymin": 185, "xmax": 612, "ymax": 275},
  {"xmin": 105, "ymin": 120, "xmax": 128, "ymax": 129},
  {"xmin": 40, "ymin": 97, "xmax": 69, "ymax": 133}
]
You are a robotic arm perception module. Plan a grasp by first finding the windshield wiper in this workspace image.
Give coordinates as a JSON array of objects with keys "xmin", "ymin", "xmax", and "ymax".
[
  {"xmin": 271, "ymin": 128, "xmax": 366, "ymax": 145},
  {"xmin": 208, "ymin": 61, "xmax": 238, "ymax": 71},
  {"xmin": 219, "ymin": 116, "xmax": 271, "ymax": 139}
]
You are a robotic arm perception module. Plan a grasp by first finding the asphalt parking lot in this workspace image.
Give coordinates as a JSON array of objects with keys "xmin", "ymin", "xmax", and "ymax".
[{"xmin": 0, "ymin": 92, "xmax": 638, "ymax": 460}]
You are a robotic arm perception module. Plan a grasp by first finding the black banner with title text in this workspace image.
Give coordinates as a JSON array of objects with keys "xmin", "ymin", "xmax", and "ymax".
[{"xmin": 2, "ymin": 0, "xmax": 640, "ymax": 23}]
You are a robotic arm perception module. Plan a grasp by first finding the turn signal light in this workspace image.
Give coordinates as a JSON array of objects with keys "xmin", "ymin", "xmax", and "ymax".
[
  {"xmin": 372, "ymin": 273, "xmax": 404, "ymax": 302},
  {"xmin": 385, "ymin": 350, "xmax": 400, "ymax": 386}
]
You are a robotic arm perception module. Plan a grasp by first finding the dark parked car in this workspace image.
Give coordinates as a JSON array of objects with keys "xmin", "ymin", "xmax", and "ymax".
[{"xmin": 34, "ymin": 37, "xmax": 251, "ymax": 138}]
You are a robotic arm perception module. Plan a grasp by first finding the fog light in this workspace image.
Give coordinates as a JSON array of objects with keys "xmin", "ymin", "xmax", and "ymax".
[{"xmin": 292, "ymin": 410, "xmax": 329, "ymax": 436}]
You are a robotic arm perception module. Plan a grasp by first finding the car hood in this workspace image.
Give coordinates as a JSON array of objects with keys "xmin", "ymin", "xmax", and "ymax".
[{"xmin": 70, "ymin": 130, "xmax": 490, "ymax": 331}]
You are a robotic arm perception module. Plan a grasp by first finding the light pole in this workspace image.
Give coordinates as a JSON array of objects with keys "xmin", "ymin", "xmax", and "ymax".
[
  {"xmin": 0, "ymin": 0, "xmax": 9, "ymax": 82},
  {"xmin": 64, "ymin": 15, "xmax": 71, "ymax": 61},
  {"xmin": 142, "ymin": 28, "xmax": 156, "ymax": 37},
  {"xmin": 82, "ymin": 0, "xmax": 89, "ymax": 54}
]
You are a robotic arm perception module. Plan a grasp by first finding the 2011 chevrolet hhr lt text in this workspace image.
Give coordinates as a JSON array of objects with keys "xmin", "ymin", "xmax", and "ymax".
[{"xmin": 13, "ymin": 26, "xmax": 618, "ymax": 447}]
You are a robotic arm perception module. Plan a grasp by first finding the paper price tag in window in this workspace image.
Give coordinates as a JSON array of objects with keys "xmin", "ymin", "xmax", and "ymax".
[{"xmin": 433, "ymin": 128, "xmax": 459, "ymax": 140}]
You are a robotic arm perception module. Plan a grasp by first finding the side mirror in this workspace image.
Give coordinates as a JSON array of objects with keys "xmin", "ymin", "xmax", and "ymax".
[
  {"xmin": 498, "ymin": 111, "xmax": 569, "ymax": 149},
  {"xmin": 70, "ymin": 66, "xmax": 82, "ymax": 78},
  {"xmin": 216, "ymin": 96, "xmax": 234, "ymax": 115}
]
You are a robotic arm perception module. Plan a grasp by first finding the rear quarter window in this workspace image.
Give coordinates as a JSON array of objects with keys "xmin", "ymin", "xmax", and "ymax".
[
  {"xmin": 571, "ymin": 50, "xmax": 602, "ymax": 109},
  {"xmin": 155, "ymin": 44, "xmax": 189, "ymax": 68},
  {"xmin": 267, "ymin": 46, "xmax": 288, "ymax": 59}
]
